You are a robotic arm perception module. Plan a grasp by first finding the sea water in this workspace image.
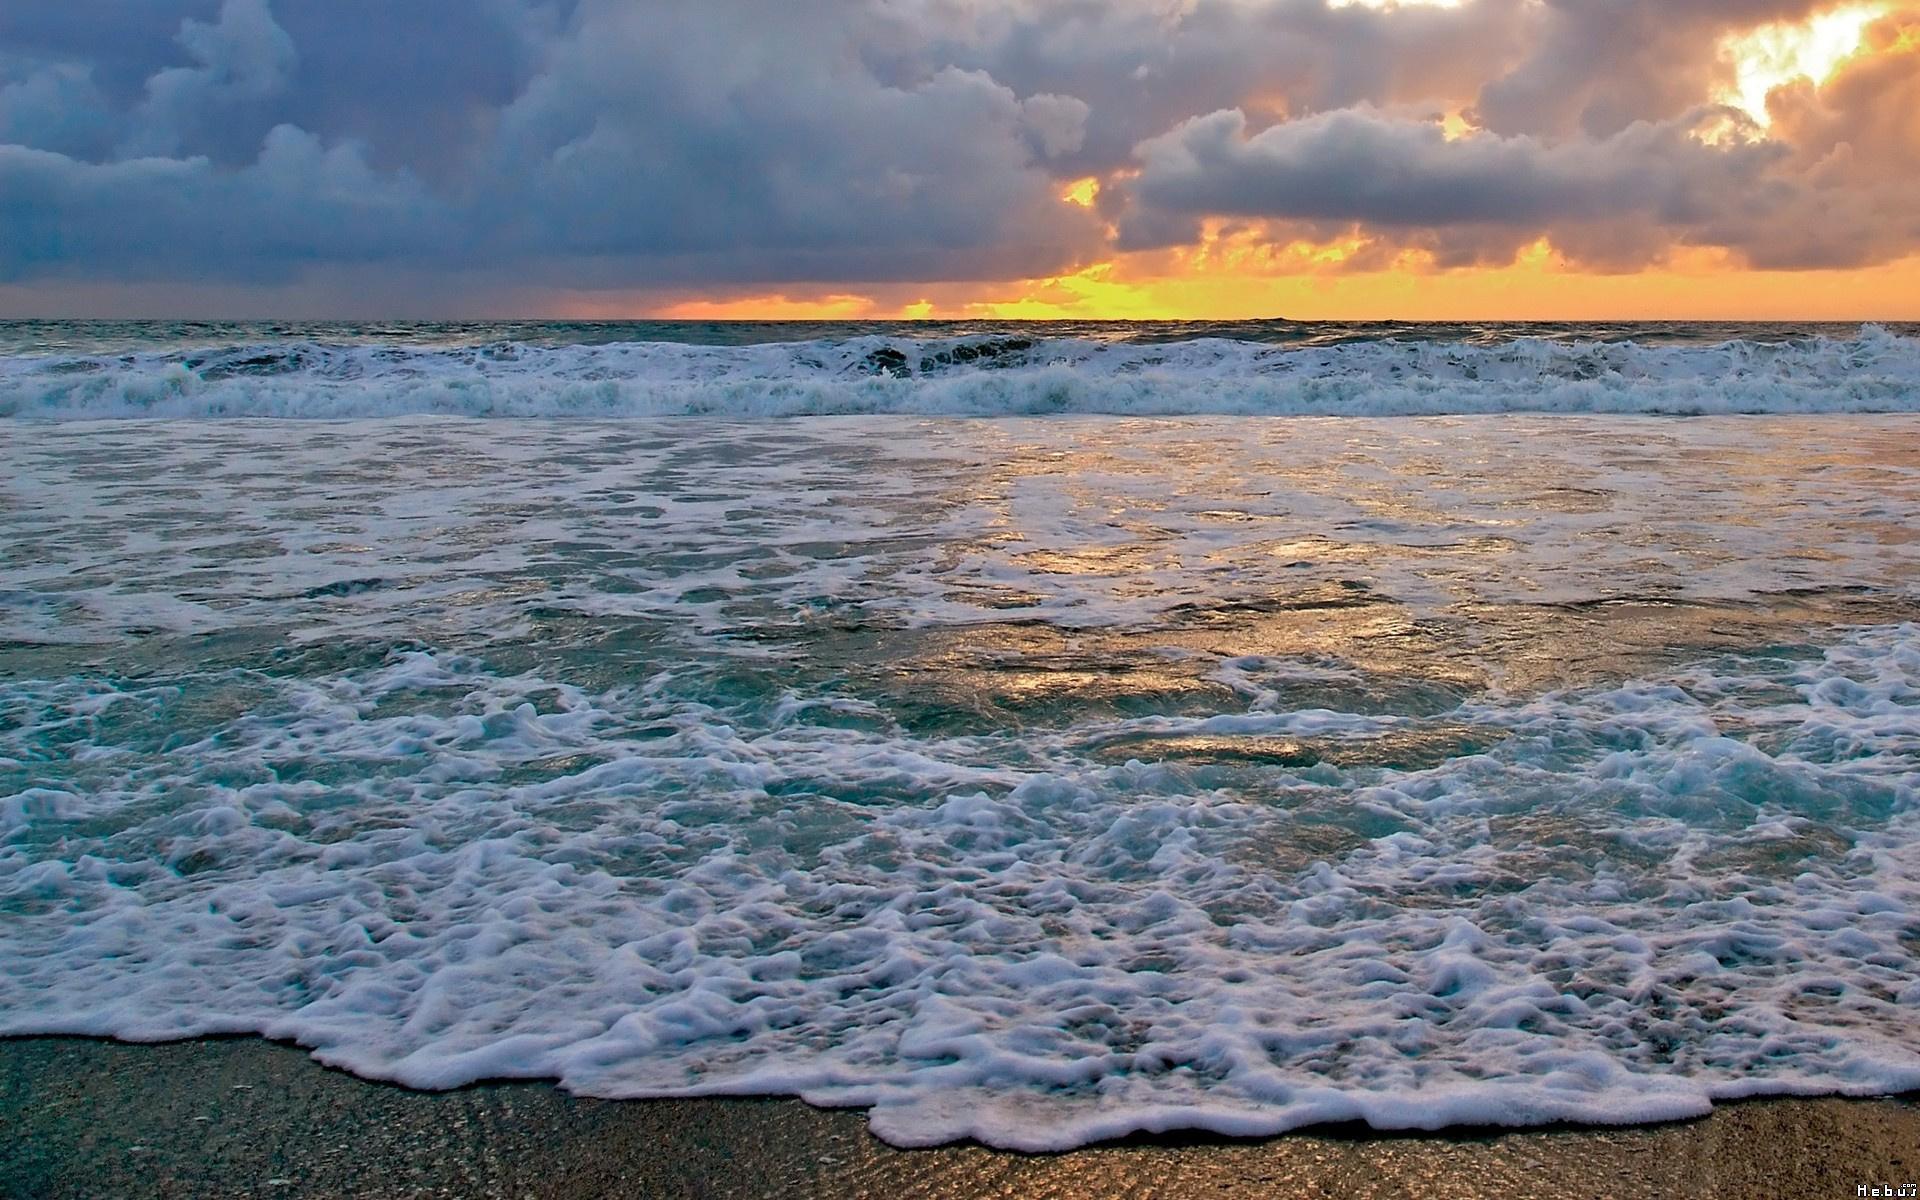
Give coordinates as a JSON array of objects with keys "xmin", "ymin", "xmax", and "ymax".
[{"xmin": 2, "ymin": 321, "xmax": 1918, "ymax": 1149}]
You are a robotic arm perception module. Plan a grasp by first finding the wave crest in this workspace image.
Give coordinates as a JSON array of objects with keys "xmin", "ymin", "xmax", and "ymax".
[{"xmin": 3, "ymin": 325, "xmax": 1916, "ymax": 419}]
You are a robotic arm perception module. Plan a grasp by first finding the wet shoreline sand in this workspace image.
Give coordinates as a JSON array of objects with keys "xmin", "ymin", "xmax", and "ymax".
[{"xmin": 5, "ymin": 1035, "xmax": 1915, "ymax": 1199}]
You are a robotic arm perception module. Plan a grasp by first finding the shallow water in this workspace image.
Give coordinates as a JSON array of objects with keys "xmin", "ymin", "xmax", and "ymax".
[{"xmin": 3, "ymin": 414, "xmax": 1919, "ymax": 1149}]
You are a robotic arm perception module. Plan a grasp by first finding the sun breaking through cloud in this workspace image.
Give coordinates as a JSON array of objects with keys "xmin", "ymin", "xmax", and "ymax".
[{"xmin": 1718, "ymin": 3, "xmax": 1893, "ymax": 125}]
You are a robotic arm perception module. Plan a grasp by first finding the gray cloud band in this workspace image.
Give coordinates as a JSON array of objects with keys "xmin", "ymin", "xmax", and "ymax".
[{"xmin": 0, "ymin": 0, "xmax": 1915, "ymax": 288}]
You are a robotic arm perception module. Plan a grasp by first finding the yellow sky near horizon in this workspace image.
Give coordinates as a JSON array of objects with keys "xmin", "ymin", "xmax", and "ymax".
[{"xmin": 645, "ymin": 245, "xmax": 1920, "ymax": 323}]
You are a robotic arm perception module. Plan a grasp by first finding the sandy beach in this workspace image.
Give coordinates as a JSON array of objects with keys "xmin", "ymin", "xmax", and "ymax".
[{"xmin": 3, "ymin": 1034, "xmax": 1915, "ymax": 1199}]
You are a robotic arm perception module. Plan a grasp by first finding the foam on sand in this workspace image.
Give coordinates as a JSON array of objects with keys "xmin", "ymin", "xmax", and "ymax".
[{"xmin": 1, "ymin": 629, "xmax": 1918, "ymax": 1148}]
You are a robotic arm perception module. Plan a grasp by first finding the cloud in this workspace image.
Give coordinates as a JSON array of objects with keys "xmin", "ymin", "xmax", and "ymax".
[
  {"xmin": 0, "ymin": 126, "xmax": 440, "ymax": 281},
  {"xmin": 471, "ymin": 0, "xmax": 1100, "ymax": 281},
  {"xmin": 1469, "ymin": 0, "xmax": 1825, "ymax": 138},
  {"xmin": 1113, "ymin": 106, "xmax": 1789, "ymax": 265},
  {"xmin": 1115, "ymin": 88, "xmax": 1920, "ymax": 271},
  {"xmin": 1020, "ymin": 92, "xmax": 1091, "ymax": 158},
  {"xmin": 120, "ymin": 0, "xmax": 296, "ymax": 157},
  {"xmin": 0, "ymin": 61, "xmax": 115, "ymax": 159},
  {"xmin": 0, "ymin": 0, "xmax": 1916, "ymax": 297},
  {"xmin": 1110, "ymin": 2, "xmax": 1920, "ymax": 271},
  {"xmin": 888, "ymin": 0, "xmax": 1541, "ymax": 172},
  {"xmin": 0, "ymin": 0, "xmax": 1102, "ymax": 287}
]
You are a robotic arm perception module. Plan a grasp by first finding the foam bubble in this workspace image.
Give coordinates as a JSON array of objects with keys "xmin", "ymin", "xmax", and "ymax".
[{"xmin": 3, "ymin": 627, "xmax": 1919, "ymax": 1149}]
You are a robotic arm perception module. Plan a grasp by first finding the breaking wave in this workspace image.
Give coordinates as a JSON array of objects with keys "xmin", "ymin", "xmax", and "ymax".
[{"xmin": 3, "ymin": 325, "xmax": 1916, "ymax": 419}]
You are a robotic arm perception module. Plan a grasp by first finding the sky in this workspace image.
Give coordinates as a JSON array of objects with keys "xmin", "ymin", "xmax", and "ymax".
[{"xmin": 1, "ymin": 0, "xmax": 1917, "ymax": 319}]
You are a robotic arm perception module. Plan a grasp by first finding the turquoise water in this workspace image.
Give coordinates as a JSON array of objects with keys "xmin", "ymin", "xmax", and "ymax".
[{"xmin": 1, "ymin": 325, "xmax": 1918, "ymax": 1147}]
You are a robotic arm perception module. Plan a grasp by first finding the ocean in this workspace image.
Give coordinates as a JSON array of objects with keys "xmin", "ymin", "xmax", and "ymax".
[{"xmin": 2, "ymin": 319, "xmax": 1918, "ymax": 1150}]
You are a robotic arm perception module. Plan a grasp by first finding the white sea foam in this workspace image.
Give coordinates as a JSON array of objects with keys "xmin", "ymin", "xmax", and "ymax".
[
  {"xmin": 4, "ymin": 415, "xmax": 1917, "ymax": 651},
  {"xmin": 2, "ymin": 325, "xmax": 1916, "ymax": 419},
  {"xmin": 4, "ymin": 416, "xmax": 1919, "ymax": 1149},
  {"xmin": 2, "ymin": 629, "xmax": 1918, "ymax": 1148}
]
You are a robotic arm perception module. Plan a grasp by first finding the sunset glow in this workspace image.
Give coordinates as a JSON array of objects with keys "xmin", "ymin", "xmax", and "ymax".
[
  {"xmin": 627, "ymin": 249, "xmax": 1920, "ymax": 324},
  {"xmin": 1060, "ymin": 177, "xmax": 1102, "ymax": 208},
  {"xmin": 1717, "ymin": 3, "xmax": 1892, "ymax": 124}
]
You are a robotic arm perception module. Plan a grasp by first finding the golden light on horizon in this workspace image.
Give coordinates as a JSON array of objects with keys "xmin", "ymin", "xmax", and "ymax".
[
  {"xmin": 1717, "ymin": 3, "xmax": 1891, "ymax": 125},
  {"xmin": 957, "ymin": 244, "xmax": 1920, "ymax": 321},
  {"xmin": 656, "ymin": 292, "xmax": 878, "ymax": 320},
  {"xmin": 620, "ymin": 241, "xmax": 1920, "ymax": 323}
]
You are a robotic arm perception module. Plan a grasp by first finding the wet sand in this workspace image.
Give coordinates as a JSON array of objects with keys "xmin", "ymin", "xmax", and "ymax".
[{"xmin": 3, "ymin": 1035, "xmax": 1915, "ymax": 1199}]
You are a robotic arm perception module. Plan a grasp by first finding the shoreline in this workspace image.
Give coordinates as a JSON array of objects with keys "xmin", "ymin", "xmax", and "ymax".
[{"xmin": 5, "ymin": 1035, "xmax": 1916, "ymax": 1199}]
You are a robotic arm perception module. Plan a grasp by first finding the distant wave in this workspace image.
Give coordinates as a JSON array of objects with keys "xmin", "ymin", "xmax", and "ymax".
[{"xmin": 3, "ymin": 324, "xmax": 1917, "ymax": 419}]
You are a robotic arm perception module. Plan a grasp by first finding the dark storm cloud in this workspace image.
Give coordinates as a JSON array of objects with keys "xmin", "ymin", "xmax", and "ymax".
[
  {"xmin": 894, "ymin": 0, "xmax": 1541, "ymax": 174},
  {"xmin": 0, "ymin": 130, "xmax": 441, "ymax": 282},
  {"xmin": 1112, "ymin": 105, "xmax": 1792, "ymax": 265},
  {"xmin": 1124, "ymin": 107, "xmax": 1781, "ymax": 228},
  {"xmin": 0, "ymin": 0, "xmax": 1916, "ymax": 295},
  {"xmin": 470, "ymin": 0, "xmax": 1097, "ymax": 279},
  {"xmin": 1110, "ymin": 4, "xmax": 1920, "ymax": 271},
  {"xmin": 0, "ymin": 0, "xmax": 541, "ymax": 166},
  {"xmin": 0, "ymin": 2, "xmax": 222, "ymax": 114},
  {"xmin": 0, "ymin": 0, "xmax": 1100, "ymax": 285}
]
